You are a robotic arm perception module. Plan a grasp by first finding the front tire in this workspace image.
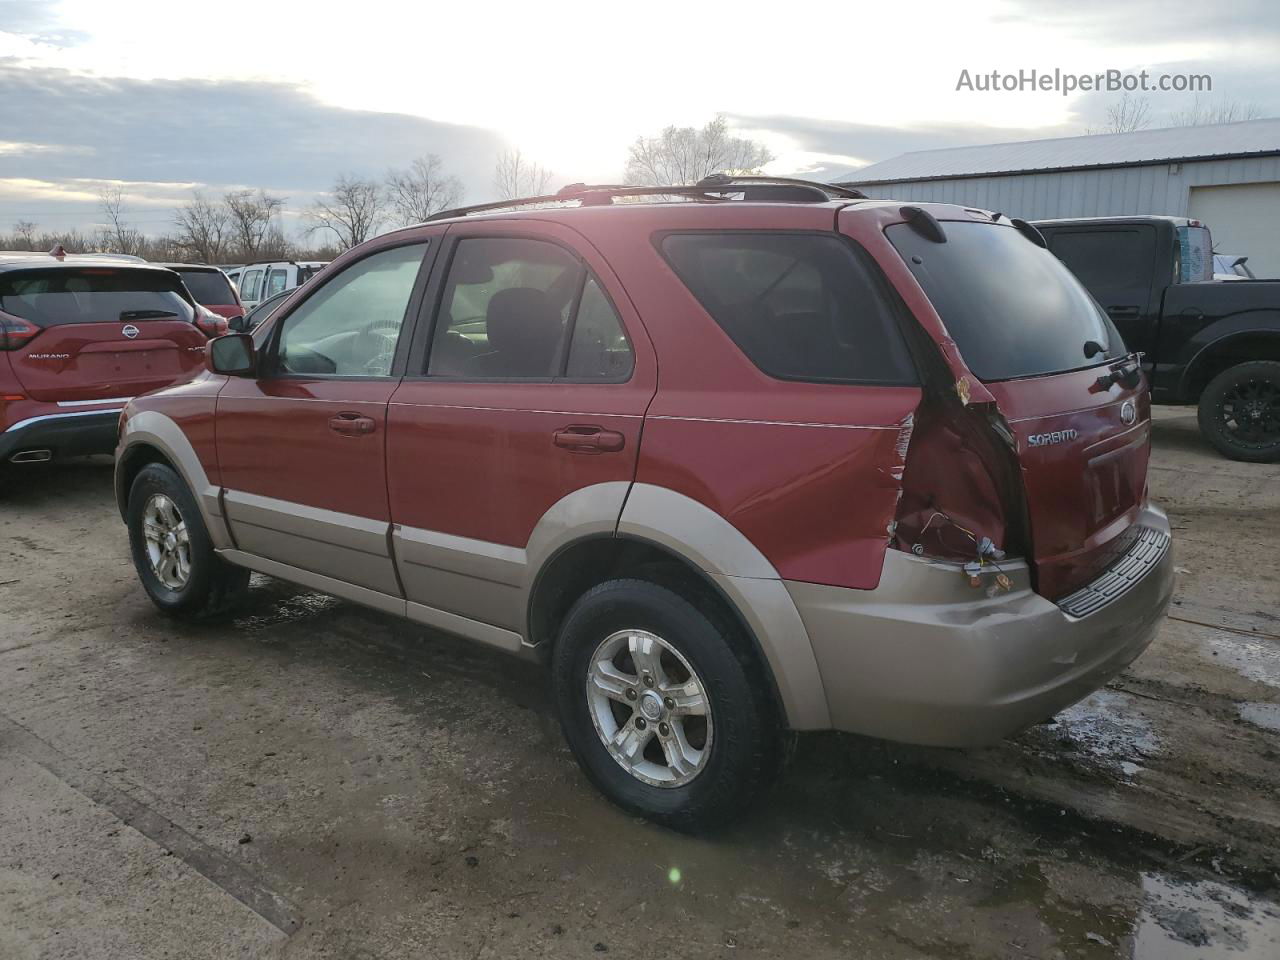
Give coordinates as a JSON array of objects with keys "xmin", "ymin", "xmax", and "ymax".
[
  {"xmin": 551, "ymin": 578, "xmax": 781, "ymax": 830},
  {"xmin": 1197, "ymin": 361, "xmax": 1280, "ymax": 462},
  {"xmin": 127, "ymin": 463, "xmax": 249, "ymax": 619}
]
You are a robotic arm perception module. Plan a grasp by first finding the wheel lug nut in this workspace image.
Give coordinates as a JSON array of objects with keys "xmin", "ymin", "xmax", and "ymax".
[
  {"xmin": 659, "ymin": 723, "xmax": 670, "ymax": 737},
  {"xmin": 643, "ymin": 674, "xmax": 654, "ymax": 687},
  {"xmin": 625, "ymin": 688, "xmax": 637, "ymax": 701},
  {"xmin": 635, "ymin": 717, "xmax": 647, "ymax": 730},
  {"xmin": 663, "ymin": 697, "xmax": 674, "ymax": 710}
]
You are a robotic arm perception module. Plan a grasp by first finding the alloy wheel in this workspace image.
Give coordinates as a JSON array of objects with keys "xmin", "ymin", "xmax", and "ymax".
[
  {"xmin": 585, "ymin": 629, "xmax": 712, "ymax": 787},
  {"xmin": 1218, "ymin": 376, "xmax": 1280, "ymax": 449},
  {"xmin": 142, "ymin": 493, "xmax": 192, "ymax": 590}
]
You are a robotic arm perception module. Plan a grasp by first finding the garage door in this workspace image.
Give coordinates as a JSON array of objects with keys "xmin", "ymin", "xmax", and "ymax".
[{"xmin": 1188, "ymin": 182, "xmax": 1280, "ymax": 278}]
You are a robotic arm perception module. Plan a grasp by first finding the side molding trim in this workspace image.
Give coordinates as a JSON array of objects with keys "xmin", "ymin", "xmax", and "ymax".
[{"xmin": 218, "ymin": 549, "xmax": 404, "ymax": 615}]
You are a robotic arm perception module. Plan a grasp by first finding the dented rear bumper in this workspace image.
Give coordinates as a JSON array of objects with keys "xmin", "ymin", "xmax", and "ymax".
[{"xmin": 787, "ymin": 502, "xmax": 1174, "ymax": 746}]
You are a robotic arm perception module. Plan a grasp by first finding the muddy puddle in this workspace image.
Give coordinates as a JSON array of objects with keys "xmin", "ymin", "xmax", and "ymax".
[
  {"xmin": 1135, "ymin": 874, "xmax": 1280, "ymax": 958},
  {"xmin": 1238, "ymin": 701, "xmax": 1280, "ymax": 733},
  {"xmin": 1202, "ymin": 633, "xmax": 1280, "ymax": 688},
  {"xmin": 1034, "ymin": 689, "xmax": 1159, "ymax": 779}
]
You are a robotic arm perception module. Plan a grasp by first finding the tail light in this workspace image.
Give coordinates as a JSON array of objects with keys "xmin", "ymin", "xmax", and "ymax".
[
  {"xmin": 0, "ymin": 313, "xmax": 40, "ymax": 351},
  {"xmin": 892, "ymin": 402, "xmax": 1026, "ymax": 573},
  {"xmin": 194, "ymin": 306, "xmax": 229, "ymax": 338}
]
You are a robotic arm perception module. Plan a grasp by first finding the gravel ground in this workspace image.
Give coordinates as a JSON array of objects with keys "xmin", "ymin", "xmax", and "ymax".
[{"xmin": 1, "ymin": 405, "xmax": 1278, "ymax": 959}]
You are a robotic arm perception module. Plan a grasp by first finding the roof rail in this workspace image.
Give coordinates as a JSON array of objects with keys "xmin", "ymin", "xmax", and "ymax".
[{"xmin": 426, "ymin": 175, "xmax": 865, "ymax": 222}]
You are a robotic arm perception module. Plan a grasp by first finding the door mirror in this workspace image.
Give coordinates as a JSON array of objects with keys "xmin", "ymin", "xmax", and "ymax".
[
  {"xmin": 208, "ymin": 333, "xmax": 256, "ymax": 376},
  {"xmin": 227, "ymin": 314, "xmax": 247, "ymax": 333}
]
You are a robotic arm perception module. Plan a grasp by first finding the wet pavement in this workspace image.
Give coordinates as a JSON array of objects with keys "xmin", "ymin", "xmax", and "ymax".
[{"xmin": 1, "ymin": 406, "xmax": 1278, "ymax": 959}]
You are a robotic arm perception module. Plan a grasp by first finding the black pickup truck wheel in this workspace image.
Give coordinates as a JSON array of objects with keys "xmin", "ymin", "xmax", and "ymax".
[{"xmin": 1197, "ymin": 361, "xmax": 1280, "ymax": 463}]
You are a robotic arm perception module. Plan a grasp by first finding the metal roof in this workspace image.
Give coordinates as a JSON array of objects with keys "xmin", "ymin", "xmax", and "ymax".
[{"xmin": 839, "ymin": 117, "xmax": 1280, "ymax": 185}]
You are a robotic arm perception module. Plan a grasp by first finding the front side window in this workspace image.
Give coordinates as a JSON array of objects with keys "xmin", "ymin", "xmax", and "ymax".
[
  {"xmin": 660, "ymin": 232, "xmax": 916, "ymax": 384},
  {"xmin": 428, "ymin": 237, "xmax": 580, "ymax": 379},
  {"xmin": 275, "ymin": 243, "xmax": 426, "ymax": 377}
]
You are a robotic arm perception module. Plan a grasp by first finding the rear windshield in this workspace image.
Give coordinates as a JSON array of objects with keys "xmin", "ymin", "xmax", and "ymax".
[
  {"xmin": 0, "ymin": 268, "xmax": 194, "ymax": 327},
  {"xmin": 659, "ymin": 232, "xmax": 917, "ymax": 385},
  {"xmin": 886, "ymin": 221, "xmax": 1125, "ymax": 382},
  {"xmin": 176, "ymin": 268, "xmax": 236, "ymax": 305}
]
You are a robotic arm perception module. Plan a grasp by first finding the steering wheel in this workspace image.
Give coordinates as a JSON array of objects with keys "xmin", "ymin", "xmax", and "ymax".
[{"xmin": 352, "ymin": 324, "xmax": 399, "ymax": 376}]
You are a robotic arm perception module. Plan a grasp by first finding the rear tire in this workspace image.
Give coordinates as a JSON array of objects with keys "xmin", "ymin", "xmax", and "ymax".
[
  {"xmin": 551, "ymin": 578, "xmax": 781, "ymax": 830},
  {"xmin": 1197, "ymin": 361, "xmax": 1280, "ymax": 463},
  {"xmin": 127, "ymin": 463, "xmax": 249, "ymax": 619}
]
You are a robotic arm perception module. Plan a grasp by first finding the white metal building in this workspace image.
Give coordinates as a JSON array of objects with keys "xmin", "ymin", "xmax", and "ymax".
[{"xmin": 838, "ymin": 118, "xmax": 1280, "ymax": 277}]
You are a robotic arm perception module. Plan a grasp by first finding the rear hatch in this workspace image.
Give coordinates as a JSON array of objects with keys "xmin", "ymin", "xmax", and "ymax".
[
  {"xmin": 884, "ymin": 216, "xmax": 1151, "ymax": 600},
  {"xmin": 174, "ymin": 267, "xmax": 241, "ymax": 317},
  {"xmin": 0, "ymin": 265, "xmax": 208, "ymax": 403}
]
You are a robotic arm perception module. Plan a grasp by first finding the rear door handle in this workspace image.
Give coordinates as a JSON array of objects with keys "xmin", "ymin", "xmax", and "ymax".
[
  {"xmin": 328, "ymin": 412, "xmax": 377, "ymax": 436},
  {"xmin": 553, "ymin": 425, "xmax": 625, "ymax": 453},
  {"xmin": 1106, "ymin": 305, "xmax": 1140, "ymax": 318}
]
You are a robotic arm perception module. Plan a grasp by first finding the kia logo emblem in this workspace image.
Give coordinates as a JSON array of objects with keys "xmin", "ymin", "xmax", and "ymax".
[
  {"xmin": 1121, "ymin": 400, "xmax": 1137, "ymax": 425},
  {"xmin": 122, "ymin": 324, "xmax": 140, "ymax": 339}
]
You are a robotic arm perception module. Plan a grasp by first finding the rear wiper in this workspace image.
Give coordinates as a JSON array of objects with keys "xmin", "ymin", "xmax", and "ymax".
[
  {"xmin": 120, "ymin": 309, "xmax": 179, "ymax": 322},
  {"xmin": 1094, "ymin": 353, "xmax": 1144, "ymax": 390}
]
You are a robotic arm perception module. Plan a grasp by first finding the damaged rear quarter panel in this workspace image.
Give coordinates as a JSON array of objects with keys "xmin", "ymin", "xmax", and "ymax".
[{"xmin": 636, "ymin": 385, "xmax": 921, "ymax": 590}]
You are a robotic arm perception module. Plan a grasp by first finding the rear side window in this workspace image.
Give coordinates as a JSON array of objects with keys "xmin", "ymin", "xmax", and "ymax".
[
  {"xmin": 659, "ymin": 233, "xmax": 916, "ymax": 384},
  {"xmin": 1047, "ymin": 229, "xmax": 1155, "ymax": 298},
  {"xmin": 888, "ymin": 221, "xmax": 1125, "ymax": 382},
  {"xmin": 0, "ymin": 268, "xmax": 194, "ymax": 327},
  {"xmin": 241, "ymin": 269, "xmax": 263, "ymax": 301},
  {"xmin": 265, "ymin": 268, "xmax": 288, "ymax": 298},
  {"xmin": 427, "ymin": 237, "xmax": 633, "ymax": 381},
  {"xmin": 176, "ymin": 269, "xmax": 236, "ymax": 305},
  {"xmin": 565, "ymin": 276, "xmax": 633, "ymax": 379}
]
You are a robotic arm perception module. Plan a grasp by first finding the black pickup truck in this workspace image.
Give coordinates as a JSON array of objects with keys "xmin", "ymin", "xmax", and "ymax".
[{"xmin": 1034, "ymin": 216, "xmax": 1279, "ymax": 462}]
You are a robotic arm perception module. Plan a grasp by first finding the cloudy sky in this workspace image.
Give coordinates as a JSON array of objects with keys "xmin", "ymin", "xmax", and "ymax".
[{"xmin": 0, "ymin": 0, "xmax": 1276, "ymax": 239}]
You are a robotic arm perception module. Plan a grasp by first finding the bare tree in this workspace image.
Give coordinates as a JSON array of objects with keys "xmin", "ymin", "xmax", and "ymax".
[
  {"xmin": 96, "ymin": 185, "xmax": 146, "ymax": 255},
  {"xmin": 13, "ymin": 220, "xmax": 38, "ymax": 249},
  {"xmin": 224, "ymin": 189, "xmax": 284, "ymax": 261},
  {"xmin": 308, "ymin": 174, "xmax": 386, "ymax": 249},
  {"xmin": 172, "ymin": 191, "xmax": 230, "ymax": 263},
  {"xmin": 387, "ymin": 155, "xmax": 463, "ymax": 224},
  {"xmin": 1088, "ymin": 93, "xmax": 1153, "ymax": 135},
  {"xmin": 1170, "ymin": 96, "xmax": 1263, "ymax": 127},
  {"xmin": 493, "ymin": 149, "xmax": 552, "ymax": 200},
  {"xmin": 625, "ymin": 115, "xmax": 773, "ymax": 186}
]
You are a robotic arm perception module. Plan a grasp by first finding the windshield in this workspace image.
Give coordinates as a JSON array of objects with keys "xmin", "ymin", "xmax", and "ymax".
[
  {"xmin": 176, "ymin": 268, "xmax": 236, "ymax": 305},
  {"xmin": 0, "ymin": 268, "xmax": 194, "ymax": 327},
  {"xmin": 887, "ymin": 221, "xmax": 1125, "ymax": 382}
]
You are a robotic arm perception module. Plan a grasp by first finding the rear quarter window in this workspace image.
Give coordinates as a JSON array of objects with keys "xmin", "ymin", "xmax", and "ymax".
[{"xmin": 659, "ymin": 232, "xmax": 917, "ymax": 385}]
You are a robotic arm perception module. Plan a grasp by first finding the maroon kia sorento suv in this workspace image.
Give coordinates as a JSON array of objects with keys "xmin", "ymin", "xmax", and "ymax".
[
  {"xmin": 0, "ymin": 252, "xmax": 209, "ymax": 473},
  {"xmin": 114, "ymin": 178, "xmax": 1174, "ymax": 828}
]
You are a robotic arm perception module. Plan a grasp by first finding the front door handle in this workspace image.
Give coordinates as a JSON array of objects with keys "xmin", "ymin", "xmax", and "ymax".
[
  {"xmin": 1106, "ymin": 305, "xmax": 1140, "ymax": 318},
  {"xmin": 553, "ymin": 425, "xmax": 625, "ymax": 454},
  {"xmin": 328, "ymin": 412, "xmax": 377, "ymax": 436}
]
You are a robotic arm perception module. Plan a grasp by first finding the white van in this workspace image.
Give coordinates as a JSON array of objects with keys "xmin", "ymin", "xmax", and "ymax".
[{"xmin": 235, "ymin": 260, "xmax": 328, "ymax": 311}]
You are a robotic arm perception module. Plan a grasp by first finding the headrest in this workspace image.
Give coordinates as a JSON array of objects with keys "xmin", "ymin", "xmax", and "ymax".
[{"xmin": 485, "ymin": 287, "xmax": 562, "ymax": 365}]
